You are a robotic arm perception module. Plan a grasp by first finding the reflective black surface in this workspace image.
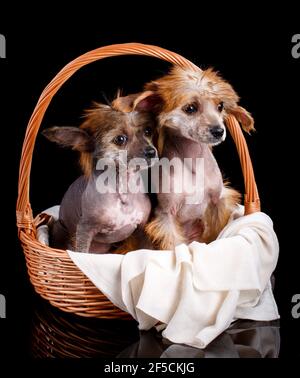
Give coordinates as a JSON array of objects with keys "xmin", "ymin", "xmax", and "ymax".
[{"xmin": 30, "ymin": 297, "xmax": 280, "ymax": 358}]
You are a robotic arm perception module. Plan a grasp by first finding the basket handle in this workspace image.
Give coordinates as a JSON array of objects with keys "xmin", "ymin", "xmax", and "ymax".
[{"xmin": 16, "ymin": 42, "xmax": 260, "ymax": 234}]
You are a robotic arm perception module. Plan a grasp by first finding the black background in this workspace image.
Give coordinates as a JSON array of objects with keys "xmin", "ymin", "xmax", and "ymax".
[{"xmin": 0, "ymin": 6, "xmax": 299, "ymax": 361}]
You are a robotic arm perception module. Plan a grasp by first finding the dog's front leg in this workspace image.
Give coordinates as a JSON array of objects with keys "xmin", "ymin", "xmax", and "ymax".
[
  {"xmin": 74, "ymin": 221, "xmax": 96, "ymax": 253},
  {"xmin": 145, "ymin": 211, "xmax": 186, "ymax": 250}
]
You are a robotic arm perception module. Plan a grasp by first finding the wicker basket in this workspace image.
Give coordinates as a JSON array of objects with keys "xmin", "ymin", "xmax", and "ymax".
[{"xmin": 16, "ymin": 43, "xmax": 260, "ymax": 319}]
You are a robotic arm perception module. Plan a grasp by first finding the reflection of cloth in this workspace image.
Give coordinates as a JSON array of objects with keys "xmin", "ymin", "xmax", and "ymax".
[
  {"xmin": 225, "ymin": 320, "xmax": 280, "ymax": 358},
  {"xmin": 117, "ymin": 320, "xmax": 280, "ymax": 358},
  {"xmin": 65, "ymin": 205, "xmax": 279, "ymax": 349}
]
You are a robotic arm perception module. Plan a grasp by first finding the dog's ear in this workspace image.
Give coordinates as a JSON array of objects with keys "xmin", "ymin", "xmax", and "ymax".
[
  {"xmin": 144, "ymin": 81, "xmax": 159, "ymax": 92},
  {"xmin": 112, "ymin": 93, "xmax": 140, "ymax": 113},
  {"xmin": 228, "ymin": 106, "xmax": 255, "ymax": 134},
  {"xmin": 42, "ymin": 127, "xmax": 94, "ymax": 152},
  {"xmin": 133, "ymin": 90, "xmax": 162, "ymax": 113}
]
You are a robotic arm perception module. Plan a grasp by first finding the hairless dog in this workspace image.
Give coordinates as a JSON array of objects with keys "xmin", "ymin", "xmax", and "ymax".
[{"xmin": 43, "ymin": 93, "xmax": 158, "ymax": 253}]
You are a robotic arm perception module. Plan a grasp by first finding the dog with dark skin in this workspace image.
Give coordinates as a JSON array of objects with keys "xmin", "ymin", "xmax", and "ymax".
[
  {"xmin": 43, "ymin": 93, "xmax": 158, "ymax": 253},
  {"xmin": 141, "ymin": 66, "xmax": 254, "ymax": 250}
]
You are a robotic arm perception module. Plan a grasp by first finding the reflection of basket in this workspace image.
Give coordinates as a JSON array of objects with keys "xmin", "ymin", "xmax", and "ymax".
[
  {"xmin": 16, "ymin": 43, "xmax": 260, "ymax": 319},
  {"xmin": 31, "ymin": 300, "xmax": 139, "ymax": 358}
]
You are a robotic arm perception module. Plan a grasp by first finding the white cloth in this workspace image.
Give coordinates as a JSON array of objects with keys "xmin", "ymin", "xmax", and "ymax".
[
  {"xmin": 62, "ymin": 205, "xmax": 279, "ymax": 349},
  {"xmin": 36, "ymin": 205, "xmax": 60, "ymax": 246}
]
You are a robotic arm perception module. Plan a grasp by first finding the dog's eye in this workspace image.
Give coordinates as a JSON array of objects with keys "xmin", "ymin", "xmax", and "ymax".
[
  {"xmin": 114, "ymin": 135, "xmax": 128, "ymax": 146},
  {"xmin": 217, "ymin": 102, "xmax": 224, "ymax": 112},
  {"xmin": 144, "ymin": 127, "xmax": 153, "ymax": 137},
  {"xmin": 183, "ymin": 103, "xmax": 198, "ymax": 115}
]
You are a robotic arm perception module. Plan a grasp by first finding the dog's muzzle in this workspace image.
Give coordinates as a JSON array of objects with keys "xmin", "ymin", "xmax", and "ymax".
[
  {"xmin": 210, "ymin": 126, "xmax": 224, "ymax": 139},
  {"xmin": 144, "ymin": 146, "xmax": 157, "ymax": 159}
]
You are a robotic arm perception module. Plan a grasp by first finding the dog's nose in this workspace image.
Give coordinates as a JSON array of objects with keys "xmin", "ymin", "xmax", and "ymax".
[
  {"xmin": 144, "ymin": 146, "xmax": 157, "ymax": 158},
  {"xmin": 210, "ymin": 126, "xmax": 224, "ymax": 138}
]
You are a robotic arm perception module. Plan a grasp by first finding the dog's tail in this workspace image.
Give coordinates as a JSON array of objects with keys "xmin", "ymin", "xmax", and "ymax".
[{"xmin": 145, "ymin": 211, "xmax": 186, "ymax": 250}]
